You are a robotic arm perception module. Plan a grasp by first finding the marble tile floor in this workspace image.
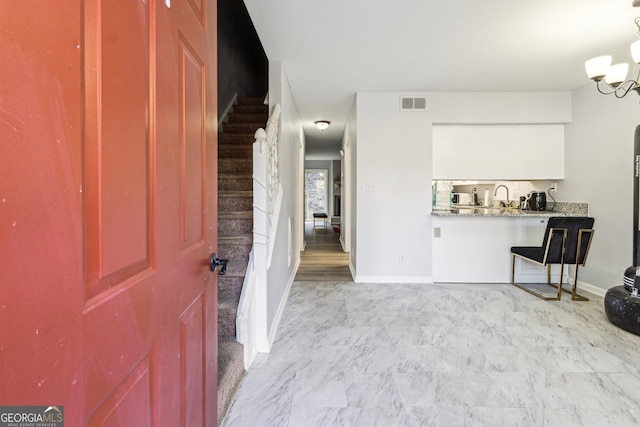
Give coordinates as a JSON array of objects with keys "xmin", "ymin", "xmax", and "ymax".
[{"xmin": 222, "ymin": 281, "xmax": 640, "ymax": 427}]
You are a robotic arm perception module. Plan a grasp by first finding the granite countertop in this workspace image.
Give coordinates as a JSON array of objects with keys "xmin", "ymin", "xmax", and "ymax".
[{"xmin": 432, "ymin": 202, "xmax": 588, "ymax": 218}]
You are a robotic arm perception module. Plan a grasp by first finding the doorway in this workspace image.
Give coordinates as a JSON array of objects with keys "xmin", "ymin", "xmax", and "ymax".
[{"xmin": 305, "ymin": 168, "xmax": 329, "ymax": 220}]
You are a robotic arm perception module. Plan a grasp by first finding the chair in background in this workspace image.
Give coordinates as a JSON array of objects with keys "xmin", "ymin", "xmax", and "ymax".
[
  {"xmin": 312, "ymin": 212, "xmax": 328, "ymax": 230},
  {"xmin": 510, "ymin": 216, "xmax": 595, "ymax": 301}
]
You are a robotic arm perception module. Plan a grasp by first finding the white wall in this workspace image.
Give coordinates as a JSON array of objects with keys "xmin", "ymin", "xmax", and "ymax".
[
  {"xmin": 352, "ymin": 91, "xmax": 572, "ymax": 283},
  {"xmin": 343, "ymin": 97, "xmax": 357, "ymax": 267},
  {"xmin": 564, "ymin": 83, "xmax": 640, "ymax": 292},
  {"xmin": 355, "ymin": 92, "xmax": 432, "ymax": 282},
  {"xmin": 266, "ymin": 61, "xmax": 304, "ymax": 341}
]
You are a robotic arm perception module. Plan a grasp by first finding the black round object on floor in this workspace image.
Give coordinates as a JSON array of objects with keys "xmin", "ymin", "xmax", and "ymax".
[
  {"xmin": 604, "ymin": 286, "xmax": 640, "ymax": 336},
  {"xmin": 623, "ymin": 265, "xmax": 636, "ymax": 293}
]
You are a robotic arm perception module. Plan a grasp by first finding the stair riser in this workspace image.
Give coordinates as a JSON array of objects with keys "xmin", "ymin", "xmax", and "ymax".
[
  {"xmin": 219, "ymin": 177, "xmax": 252, "ymax": 191},
  {"xmin": 219, "ymin": 196, "xmax": 253, "ymax": 212},
  {"xmin": 219, "ymin": 133, "xmax": 255, "ymax": 145},
  {"xmin": 224, "ymin": 123, "xmax": 266, "ymax": 134},
  {"xmin": 218, "ymin": 307, "xmax": 237, "ymax": 336},
  {"xmin": 219, "ymin": 218, "xmax": 253, "ymax": 234},
  {"xmin": 219, "ymin": 160, "xmax": 252, "ymax": 174},
  {"xmin": 232, "ymin": 105, "xmax": 268, "ymax": 115},
  {"xmin": 217, "ymin": 242, "xmax": 252, "ymax": 261},
  {"xmin": 227, "ymin": 113, "xmax": 267, "ymax": 123},
  {"xmin": 218, "ymin": 276, "xmax": 244, "ymax": 296},
  {"xmin": 219, "ymin": 146, "xmax": 252, "ymax": 159},
  {"xmin": 236, "ymin": 97, "xmax": 265, "ymax": 105}
]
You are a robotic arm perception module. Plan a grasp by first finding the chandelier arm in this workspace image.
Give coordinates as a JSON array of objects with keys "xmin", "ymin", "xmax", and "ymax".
[
  {"xmin": 615, "ymin": 80, "xmax": 639, "ymax": 98},
  {"xmin": 595, "ymin": 79, "xmax": 616, "ymax": 95},
  {"xmin": 587, "ymin": 16, "xmax": 640, "ymax": 101}
]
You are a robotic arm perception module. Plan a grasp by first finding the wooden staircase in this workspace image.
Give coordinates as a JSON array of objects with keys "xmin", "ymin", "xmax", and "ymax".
[{"xmin": 217, "ymin": 97, "xmax": 268, "ymax": 424}]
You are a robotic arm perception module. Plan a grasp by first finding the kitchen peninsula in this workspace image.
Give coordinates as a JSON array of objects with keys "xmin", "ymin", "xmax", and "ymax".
[{"xmin": 431, "ymin": 203, "xmax": 588, "ymax": 283}]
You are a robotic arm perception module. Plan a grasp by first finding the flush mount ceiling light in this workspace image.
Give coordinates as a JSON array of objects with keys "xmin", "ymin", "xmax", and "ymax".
[
  {"xmin": 585, "ymin": 5, "xmax": 640, "ymax": 98},
  {"xmin": 314, "ymin": 120, "xmax": 330, "ymax": 131}
]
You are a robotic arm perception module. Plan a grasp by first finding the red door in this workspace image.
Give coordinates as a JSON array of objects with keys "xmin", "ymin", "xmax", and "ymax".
[{"xmin": 1, "ymin": 1, "xmax": 218, "ymax": 425}]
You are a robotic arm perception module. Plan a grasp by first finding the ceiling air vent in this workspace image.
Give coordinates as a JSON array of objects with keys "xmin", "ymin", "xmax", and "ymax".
[{"xmin": 400, "ymin": 97, "xmax": 426, "ymax": 111}]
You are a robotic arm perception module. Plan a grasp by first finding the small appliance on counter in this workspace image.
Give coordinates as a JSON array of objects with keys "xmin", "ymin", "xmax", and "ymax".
[
  {"xmin": 526, "ymin": 191, "xmax": 547, "ymax": 211},
  {"xmin": 519, "ymin": 196, "xmax": 528, "ymax": 210},
  {"xmin": 452, "ymin": 192, "xmax": 478, "ymax": 206}
]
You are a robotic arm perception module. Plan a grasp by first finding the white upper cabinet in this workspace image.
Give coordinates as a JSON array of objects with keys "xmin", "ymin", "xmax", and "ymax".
[{"xmin": 432, "ymin": 125, "xmax": 565, "ymax": 180}]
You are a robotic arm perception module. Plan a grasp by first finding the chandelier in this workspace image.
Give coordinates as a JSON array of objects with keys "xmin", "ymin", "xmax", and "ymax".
[{"xmin": 585, "ymin": 14, "xmax": 640, "ymax": 98}]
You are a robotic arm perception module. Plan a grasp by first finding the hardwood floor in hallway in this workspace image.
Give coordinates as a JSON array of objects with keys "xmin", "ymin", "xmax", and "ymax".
[{"xmin": 294, "ymin": 221, "xmax": 352, "ymax": 281}]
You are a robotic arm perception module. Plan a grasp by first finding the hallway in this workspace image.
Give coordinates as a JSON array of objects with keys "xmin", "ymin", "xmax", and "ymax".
[{"xmin": 294, "ymin": 221, "xmax": 351, "ymax": 282}]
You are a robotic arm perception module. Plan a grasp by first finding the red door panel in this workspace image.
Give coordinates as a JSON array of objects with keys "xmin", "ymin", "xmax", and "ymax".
[
  {"xmin": 180, "ymin": 43, "xmax": 206, "ymax": 251},
  {"xmin": 1, "ymin": 1, "xmax": 218, "ymax": 425},
  {"xmin": 1, "ymin": 0, "xmax": 85, "ymax": 411},
  {"xmin": 180, "ymin": 298, "xmax": 205, "ymax": 427},
  {"xmin": 86, "ymin": 348, "xmax": 157, "ymax": 426}
]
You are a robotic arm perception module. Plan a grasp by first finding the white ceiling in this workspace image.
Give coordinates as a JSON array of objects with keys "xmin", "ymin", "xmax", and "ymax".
[{"xmin": 243, "ymin": 0, "xmax": 640, "ymax": 157}]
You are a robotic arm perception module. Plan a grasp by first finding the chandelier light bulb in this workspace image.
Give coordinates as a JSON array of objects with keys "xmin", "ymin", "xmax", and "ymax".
[
  {"xmin": 631, "ymin": 40, "xmax": 640, "ymax": 63},
  {"xmin": 604, "ymin": 63, "xmax": 629, "ymax": 87},
  {"xmin": 585, "ymin": 56, "xmax": 612, "ymax": 81}
]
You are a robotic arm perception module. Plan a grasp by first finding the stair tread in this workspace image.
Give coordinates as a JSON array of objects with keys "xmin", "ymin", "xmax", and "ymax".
[
  {"xmin": 218, "ymin": 339, "xmax": 244, "ymax": 369},
  {"xmin": 237, "ymin": 97, "xmax": 265, "ymax": 104},
  {"xmin": 218, "ymin": 293, "xmax": 240, "ymax": 308},
  {"xmin": 218, "ymin": 145, "xmax": 253, "ymax": 149},
  {"xmin": 219, "ymin": 211, "xmax": 253, "ymax": 218},
  {"xmin": 219, "ymin": 234, "xmax": 253, "ymax": 243},
  {"xmin": 219, "ymin": 190, "xmax": 252, "ymax": 197},
  {"xmin": 217, "ymin": 264, "xmax": 247, "ymax": 277},
  {"xmin": 224, "ymin": 123, "xmax": 265, "ymax": 129},
  {"xmin": 218, "ymin": 139, "xmax": 254, "ymax": 144},
  {"xmin": 219, "ymin": 132, "xmax": 256, "ymax": 138},
  {"xmin": 218, "ymin": 158, "xmax": 252, "ymax": 162},
  {"xmin": 219, "ymin": 173, "xmax": 252, "ymax": 178},
  {"xmin": 226, "ymin": 121, "xmax": 265, "ymax": 125},
  {"xmin": 217, "ymin": 337, "xmax": 245, "ymax": 424},
  {"xmin": 228, "ymin": 113, "xmax": 267, "ymax": 121}
]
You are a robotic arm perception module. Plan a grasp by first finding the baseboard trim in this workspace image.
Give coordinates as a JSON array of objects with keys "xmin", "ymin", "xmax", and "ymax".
[
  {"xmin": 353, "ymin": 275, "xmax": 433, "ymax": 284},
  {"xmin": 256, "ymin": 339, "xmax": 270, "ymax": 353},
  {"xmin": 258, "ymin": 257, "xmax": 301, "ymax": 353},
  {"xmin": 576, "ymin": 280, "xmax": 609, "ymax": 298}
]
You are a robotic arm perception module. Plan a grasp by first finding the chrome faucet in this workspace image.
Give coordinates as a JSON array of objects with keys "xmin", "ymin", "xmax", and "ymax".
[{"xmin": 494, "ymin": 185, "xmax": 509, "ymax": 207}]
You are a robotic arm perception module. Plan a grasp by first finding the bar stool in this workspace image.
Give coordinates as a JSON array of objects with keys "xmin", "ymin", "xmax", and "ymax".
[{"xmin": 510, "ymin": 216, "xmax": 595, "ymax": 301}]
